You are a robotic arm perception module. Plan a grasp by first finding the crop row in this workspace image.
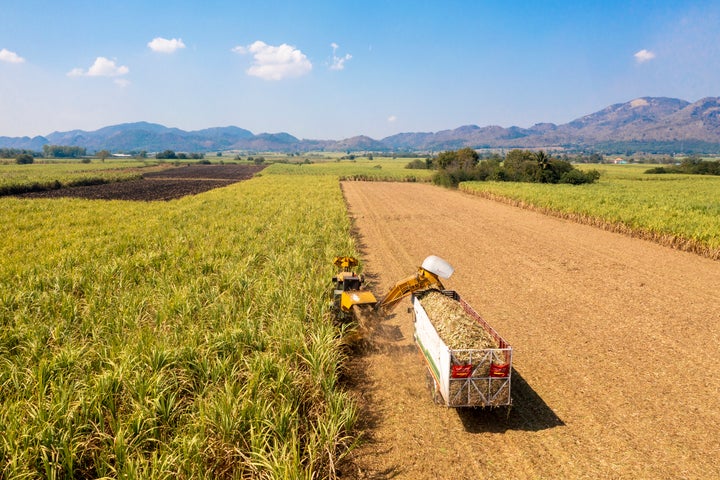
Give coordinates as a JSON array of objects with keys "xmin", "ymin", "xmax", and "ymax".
[{"xmin": 0, "ymin": 174, "xmax": 358, "ymax": 479}]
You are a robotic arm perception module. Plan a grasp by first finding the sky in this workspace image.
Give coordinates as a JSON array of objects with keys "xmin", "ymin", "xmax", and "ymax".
[{"xmin": 1, "ymin": 0, "xmax": 719, "ymax": 140}]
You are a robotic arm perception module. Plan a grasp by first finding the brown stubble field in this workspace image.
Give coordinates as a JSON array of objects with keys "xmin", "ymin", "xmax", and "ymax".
[{"xmin": 338, "ymin": 181, "xmax": 720, "ymax": 480}]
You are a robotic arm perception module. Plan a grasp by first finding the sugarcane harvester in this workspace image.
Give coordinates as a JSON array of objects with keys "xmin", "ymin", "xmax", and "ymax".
[
  {"xmin": 332, "ymin": 255, "xmax": 513, "ymax": 408},
  {"xmin": 332, "ymin": 256, "xmax": 378, "ymax": 320},
  {"xmin": 332, "ymin": 255, "xmax": 454, "ymax": 316}
]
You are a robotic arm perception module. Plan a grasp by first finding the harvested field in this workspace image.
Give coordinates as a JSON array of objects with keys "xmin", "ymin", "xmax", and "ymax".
[
  {"xmin": 15, "ymin": 164, "xmax": 265, "ymax": 201},
  {"xmin": 339, "ymin": 181, "xmax": 720, "ymax": 479}
]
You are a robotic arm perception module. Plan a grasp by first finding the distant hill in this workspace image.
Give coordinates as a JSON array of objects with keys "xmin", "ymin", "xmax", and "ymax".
[
  {"xmin": 379, "ymin": 97, "xmax": 720, "ymax": 153},
  {"xmin": 0, "ymin": 135, "xmax": 49, "ymax": 151},
  {"xmin": 3, "ymin": 97, "xmax": 720, "ymax": 154},
  {"xmin": 43, "ymin": 122, "xmax": 256, "ymax": 153}
]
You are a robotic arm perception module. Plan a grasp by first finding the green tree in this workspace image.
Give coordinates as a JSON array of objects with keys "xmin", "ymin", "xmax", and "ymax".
[
  {"xmin": 432, "ymin": 148, "xmax": 481, "ymax": 187},
  {"xmin": 456, "ymin": 147, "xmax": 479, "ymax": 169},
  {"xmin": 532, "ymin": 151, "xmax": 556, "ymax": 183},
  {"xmin": 97, "ymin": 150, "xmax": 111, "ymax": 162},
  {"xmin": 42, "ymin": 145, "xmax": 86, "ymax": 158},
  {"xmin": 15, "ymin": 153, "xmax": 34, "ymax": 164},
  {"xmin": 405, "ymin": 159, "xmax": 427, "ymax": 169},
  {"xmin": 534, "ymin": 150, "xmax": 551, "ymax": 170},
  {"xmin": 560, "ymin": 168, "xmax": 601, "ymax": 184},
  {"xmin": 503, "ymin": 149, "xmax": 534, "ymax": 180},
  {"xmin": 476, "ymin": 158, "xmax": 503, "ymax": 180},
  {"xmin": 156, "ymin": 150, "xmax": 177, "ymax": 159},
  {"xmin": 435, "ymin": 150, "xmax": 457, "ymax": 169}
]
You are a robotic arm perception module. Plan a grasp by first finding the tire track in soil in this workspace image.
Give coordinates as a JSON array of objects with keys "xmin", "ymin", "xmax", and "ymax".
[{"xmin": 338, "ymin": 181, "xmax": 720, "ymax": 480}]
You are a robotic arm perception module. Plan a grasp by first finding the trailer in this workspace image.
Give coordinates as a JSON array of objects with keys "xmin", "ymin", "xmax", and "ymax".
[{"xmin": 412, "ymin": 290, "xmax": 512, "ymax": 408}]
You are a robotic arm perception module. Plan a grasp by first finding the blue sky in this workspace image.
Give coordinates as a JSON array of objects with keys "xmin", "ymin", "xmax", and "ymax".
[{"xmin": 1, "ymin": 0, "xmax": 718, "ymax": 140}]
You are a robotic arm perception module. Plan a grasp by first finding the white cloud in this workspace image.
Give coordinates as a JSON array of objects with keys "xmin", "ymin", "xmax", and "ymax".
[
  {"xmin": 67, "ymin": 57, "xmax": 129, "ymax": 77},
  {"xmin": 0, "ymin": 48, "xmax": 25, "ymax": 63},
  {"xmin": 634, "ymin": 49, "xmax": 656, "ymax": 63},
  {"xmin": 387, "ymin": 115, "xmax": 397, "ymax": 123},
  {"xmin": 232, "ymin": 40, "xmax": 312, "ymax": 80},
  {"xmin": 330, "ymin": 43, "xmax": 352, "ymax": 71},
  {"xmin": 88, "ymin": 57, "xmax": 129, "ymax": 76},
  {"xmin": 148, "ymin": 37, "xmax": 186, "ymax": 54}
]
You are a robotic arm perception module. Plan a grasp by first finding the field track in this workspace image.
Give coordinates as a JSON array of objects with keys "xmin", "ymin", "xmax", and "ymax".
[{"xmin": 339, "ymin": 181, "xmax": 720, "ymax": 479}]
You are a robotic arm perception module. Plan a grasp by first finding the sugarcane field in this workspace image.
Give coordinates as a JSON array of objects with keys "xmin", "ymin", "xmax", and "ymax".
[
  {"xmin": 4, "ymin": 3, "xmax": 720, "ymax": 477},
  {"xmin": 2, "ymin": 158, "xmax": 720, "ymax": 479}
]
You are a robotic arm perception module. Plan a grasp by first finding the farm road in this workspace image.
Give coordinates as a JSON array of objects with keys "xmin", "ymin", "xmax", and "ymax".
[{"xmin": 339, "ymin": 181, "xmax": 720, "ymax": 479}]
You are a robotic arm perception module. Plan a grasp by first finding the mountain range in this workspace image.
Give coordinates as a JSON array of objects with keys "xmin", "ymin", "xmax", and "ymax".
[{"xmin": 2, "ymin": 97, "xmax": 720, "ymax": 154}]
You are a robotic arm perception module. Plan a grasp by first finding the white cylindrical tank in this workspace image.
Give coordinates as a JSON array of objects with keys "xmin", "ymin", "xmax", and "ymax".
[{"xmin": 421, "ymin": 255, "xmax": 454, "ymax": 279}]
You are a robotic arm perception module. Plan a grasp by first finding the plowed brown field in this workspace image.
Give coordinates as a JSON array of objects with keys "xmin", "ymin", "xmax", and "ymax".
[
  {"xmin": 16, "ymin": 164, "xmax": 266, "ymax": 201},
  {"xmin": 339, "ymin": 181, "xmax": 720, "ymax": 480}
]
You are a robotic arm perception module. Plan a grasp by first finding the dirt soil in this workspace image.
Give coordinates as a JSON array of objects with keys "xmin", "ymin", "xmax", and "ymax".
[
  {"xmin": 338, "ymin": 181, "xmax": 720, "ymax": 480},
  {"xmin": 16, "ymin": 164, "xmax": 266, "ymax": 201}
]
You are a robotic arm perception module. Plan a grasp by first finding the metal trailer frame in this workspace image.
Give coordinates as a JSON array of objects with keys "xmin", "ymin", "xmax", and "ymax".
[{"xmin": 412, "ymin": 290, "xmax": 513, "ymax": 408}]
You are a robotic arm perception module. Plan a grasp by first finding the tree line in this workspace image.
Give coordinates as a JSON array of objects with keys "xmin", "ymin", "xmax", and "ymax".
[
  {"xmin": 645, "ymin": 156, "xmax": 720, "ymax": 176},
  {"xmin": 5, "ymin": 146, "xmax": 207, "ymax": 164},
  {"xmin": 155, "ymin": 150, "xmax": 205, "ymax": 160},
  {"xmin": 5, "ymin": 145, "xmax": 90, "ymax": 164},
  {"xmin": 42, "ymin": 145, "xmax": 87, "ymax": 158},
  {"xmin": 408, "ymin": 148, "xmax": 601, "ymax": 186},
  {"xmin": 0, "ymin": 148, "xmax": 41, "ymax": 159}
]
